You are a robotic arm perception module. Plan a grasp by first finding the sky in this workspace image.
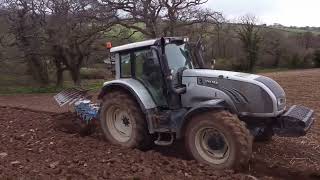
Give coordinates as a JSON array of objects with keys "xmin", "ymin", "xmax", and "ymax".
[{"xmin": 205, "ymin": 0, "xmax": 320, "ymax": 27}]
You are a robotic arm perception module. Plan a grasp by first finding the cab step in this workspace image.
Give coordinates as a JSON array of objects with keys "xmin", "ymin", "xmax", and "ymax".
[{"xmin": 154, "ymin": 132, "xmax": 174, "ymax": 146}]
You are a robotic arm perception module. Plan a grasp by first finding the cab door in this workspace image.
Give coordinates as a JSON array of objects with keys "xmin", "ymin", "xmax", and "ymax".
[{"xmin": 132, "ymin": 48, "xmax": 168, "ymax": 108}]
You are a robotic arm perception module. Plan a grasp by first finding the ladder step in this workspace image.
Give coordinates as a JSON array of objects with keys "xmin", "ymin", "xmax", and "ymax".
[{"xmin": 154, "ymin": 133, "xmax": 174, "ymax": 146}]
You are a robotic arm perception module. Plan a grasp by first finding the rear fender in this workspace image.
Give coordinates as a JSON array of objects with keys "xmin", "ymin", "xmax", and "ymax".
[
  {"xmin": 176, "ymin": 99, "xmax": 228, "ymax": 138},
  {"xmin": 98, "ymin": 79, "xmax": 158, "ymax": 133},
  {"xmin": 98, "ymin": 79, "xmax": 157, "ymax": 112}
]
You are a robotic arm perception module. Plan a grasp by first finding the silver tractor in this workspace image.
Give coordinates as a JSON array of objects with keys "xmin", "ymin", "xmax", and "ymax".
[{"xmin": 55, "ymin": 37, "xmax": 315, "ymax": 169}]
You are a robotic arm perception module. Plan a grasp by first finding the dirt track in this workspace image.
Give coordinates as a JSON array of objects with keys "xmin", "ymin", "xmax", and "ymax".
[{"xmin": 0, "ymin": 69, "xmax": 320, "ymax": 179}]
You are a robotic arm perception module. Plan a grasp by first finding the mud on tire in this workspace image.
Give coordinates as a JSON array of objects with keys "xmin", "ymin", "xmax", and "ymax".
[
  {"xmin": 185, "ymin": 110, "xmax": 253, "ymax": 169},
  {"xmin": 100, "ymin": 90, "xmax": 152, "ymax": 150}
]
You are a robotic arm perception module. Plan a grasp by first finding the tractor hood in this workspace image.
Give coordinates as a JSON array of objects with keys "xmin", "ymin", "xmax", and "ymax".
[
  {"xmin": 181, "ymin": 69, "xmax": 286, "ymax": 116},
  {"xmin": 183, "ymin": 69, "xmax": 260, "ymax": 81}
]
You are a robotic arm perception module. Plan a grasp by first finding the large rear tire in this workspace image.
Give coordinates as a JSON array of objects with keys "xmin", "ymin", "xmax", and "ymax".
[
  {"xmin": 185, "ymin": 110, "xmax": 253, "ymax": 169},
  {"xmin": 100, "ymin": 91, "xmax": 152, "ymax": 150}
]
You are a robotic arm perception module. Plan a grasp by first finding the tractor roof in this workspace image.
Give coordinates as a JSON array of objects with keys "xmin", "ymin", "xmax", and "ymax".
[
  {"xmin": 110, "ymin": 39, "xmax": 157, "ymax": 53},
  {"xmin": 110, "ymin": 37, "xmax": 185, "ymax": 53}
]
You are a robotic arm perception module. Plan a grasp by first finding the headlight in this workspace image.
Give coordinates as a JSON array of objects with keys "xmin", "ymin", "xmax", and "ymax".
[{"xmin": 277, "ymin": 98, "xmax": 286, "ymax": 106}]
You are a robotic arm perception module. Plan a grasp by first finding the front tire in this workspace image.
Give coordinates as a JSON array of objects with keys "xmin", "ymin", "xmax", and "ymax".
[
  {"xmin": 100, "ymin": 91, "xmax": 152, "ymax": 150},
  {"xmin": 185, "ymin": 111, "xmax": 253, "ymax": 169}
]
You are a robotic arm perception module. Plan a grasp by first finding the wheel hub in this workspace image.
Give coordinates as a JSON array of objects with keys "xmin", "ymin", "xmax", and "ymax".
[
  {"xmin": 106, "ymin": 106, "xmax": 133, "ymax": 143},
  {"xmin": 205, "ymin": 131, "xmax": 226, "ymax": 151},
  {"xmin": 195, "ymin": 128, "xmax": 230, "ymax": 164},
  {"xmin": 122, "ymin": 117, "xmax": 130, "ymax": 126}
]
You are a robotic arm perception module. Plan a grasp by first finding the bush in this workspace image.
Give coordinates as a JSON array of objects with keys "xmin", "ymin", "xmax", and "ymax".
[
  {"xmin": 286, "ymin": 52, "xmax": 314, "ymax": 69},
  {"xmin": 288, "ymin": 53, "xmax": 301, "ymax": 68},
  {"xmin": 80, "ymin": 68, "xmax": 106, "ymax": 80},
  {"xmin": 313, "ymin": 49, "xmax": 320, "ymax": 68},
  {"xmin": 215, "ymin": 58, "xmax": 249, "ymax": 72},
  {"xmin": 215, "ymin": 58, "xmax": 233, "ymax": 71}
]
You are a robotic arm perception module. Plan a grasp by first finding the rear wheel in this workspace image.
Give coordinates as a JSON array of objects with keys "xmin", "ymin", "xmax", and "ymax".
[
  {"xmin": 100, "ymin": 91, "xmax": 152, "ymax": 149},
  {"xmin": 185, "ymin": 111, "xmax": 253, "ymax": 169}
]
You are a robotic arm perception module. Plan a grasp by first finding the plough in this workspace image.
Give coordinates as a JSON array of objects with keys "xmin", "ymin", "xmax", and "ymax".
[{"xmin": 54, "ymin": 88, "xmax": 100, "ymax": 124}]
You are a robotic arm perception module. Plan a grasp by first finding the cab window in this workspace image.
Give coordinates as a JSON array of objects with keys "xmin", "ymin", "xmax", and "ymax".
[
  {"xmin": 120, "ymin": 53, "xmax": 131, "ymax": 77},
  {"xmin": 134, "ymin": 49, "xmax": 167, "ymax": 107}
]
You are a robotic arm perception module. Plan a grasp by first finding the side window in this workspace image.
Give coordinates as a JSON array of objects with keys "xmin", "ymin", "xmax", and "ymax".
[
  {"xmin": 120, "ymin": 53, "xmax": 131, "ymax": 77},
  {"xmin": 134, "ymin": 49, "xmax": 157, "ymax": 77},
  {"xmin": 134, "ymin": 49, "xmax": 167, "ymax": 107}
]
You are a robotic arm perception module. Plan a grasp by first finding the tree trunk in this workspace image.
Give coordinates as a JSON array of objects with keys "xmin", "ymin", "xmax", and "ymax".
[
  {"xmin": 27, "ymin": 56, "xmax": 50, "ymax": 86},
  {"xmin": 54, "ymin": 60, "xmax": 64, "ymax": 87},
  {"xmin": 146, "ymin": 24, "xmax": 157, "ymax": 38},
  {"xmin": 70, "ymin": 67, "xmax": 81, "ymax": 86},
  {"xmin": 56, "ymin": 69, "xmax": 64, "ymax": 87},
  {"xmin": 217, "ymin": 28, "xmax": 221, "ymax": 57},
  {"xmin": 169, "ymin": 22, "xmax": 175, "ymax": 36},
  {"xmin": 273, "ymin": 53, "xmax": 281, "ymax": 68}
]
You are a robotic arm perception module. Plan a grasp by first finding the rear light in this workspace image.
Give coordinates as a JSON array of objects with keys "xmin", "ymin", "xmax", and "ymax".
[{"xmin": 105, "ymin": 42, "xmax": 112, "ymax": 49}]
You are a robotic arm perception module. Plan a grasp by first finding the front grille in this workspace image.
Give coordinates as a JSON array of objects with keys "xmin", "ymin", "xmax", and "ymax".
[
  {"xmin": 275, "ymin": 105, "xmax": 315, "ymax": 137},
  {"xmin": 284, "ymin": 105, "xmax": 312, "ymax": 121}
]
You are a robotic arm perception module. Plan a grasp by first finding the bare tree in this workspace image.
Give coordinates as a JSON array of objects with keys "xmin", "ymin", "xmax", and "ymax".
[
  {"xmin": 2, "ymin": 0, "xmax": 118, "ymax": 86},
  {"xmin": 205, "ymin": 15, "xmax": 234, "ymax": 59},
  {"xmin": 261, "ymin": 29, "xmax": 286, "ymax": 67},
  {"xmin": 103, "ymin": 0, "xmax": 163, "ymax": 38},
  {"xmin": 314, "ymin": 49, "xmax": 320, "ymax": 68},
  {"xmin": 2, "ymin": 0, "xmax": 50, "ymax": 86},
  {"xmin": 44, "ymin": 0, "xmax": 117, "ymax": 86},
  {"xmin": 104, "ymin": 0, "xmax": 221, "ymax": 38},
  {"xmin": 237, "ymin": 15, "xmax": 262, "ymax": 72},
  {"xmin": 301, "ymin": 32, "xmax": 314, "ymax": 49},
  {"xmin": 161, "ymin": 0, "xmax": 220, "ymax": 36}
]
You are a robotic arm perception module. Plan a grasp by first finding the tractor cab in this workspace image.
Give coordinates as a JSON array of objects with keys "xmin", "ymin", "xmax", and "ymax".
[{"xmin": 108, "ymin": 37, "xmax": 203, "ymax": 110}]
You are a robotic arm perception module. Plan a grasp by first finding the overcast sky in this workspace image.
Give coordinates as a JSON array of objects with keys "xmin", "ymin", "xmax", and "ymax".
[{"xmin": 206, "ymin": 0, "xmax": 320, "ymax": 27}]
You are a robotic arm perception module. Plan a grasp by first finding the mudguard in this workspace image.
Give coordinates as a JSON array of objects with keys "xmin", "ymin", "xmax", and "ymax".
[
  {"xmin": 176, "ymin": 99, "xmax": 228, "ymax": 138},
  {"xmin": 98, "ymin": 79, "xmax": 157, "ymax": 112}
]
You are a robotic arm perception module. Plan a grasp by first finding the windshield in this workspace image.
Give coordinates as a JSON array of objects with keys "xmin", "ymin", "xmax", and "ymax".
[{"xmin": 165, "ymin": 43, "xmax": 193, "ymax": 72}]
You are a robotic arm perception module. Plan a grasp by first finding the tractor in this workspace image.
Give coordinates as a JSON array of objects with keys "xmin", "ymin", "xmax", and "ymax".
[{"xmin": 54, "ymin": 37, "xmax": 315, "ymax": 169}]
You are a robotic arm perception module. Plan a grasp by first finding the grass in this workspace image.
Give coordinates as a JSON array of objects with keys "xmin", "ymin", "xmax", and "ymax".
[
  {"xmin": 0, "ymin": 67, "xmax": 109, "ymax": 94},
  {"xmin": 0, "ymin": 79, "xmax": 106, "ymax": 95},
  {"xmin": 280, "ymin": 27, "xmax": 320, "ymax": 35}
]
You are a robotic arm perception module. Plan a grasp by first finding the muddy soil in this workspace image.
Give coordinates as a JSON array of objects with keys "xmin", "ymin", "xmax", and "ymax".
[{"xmin": 0, "ymin": 69, "xmax": 320, "ymax": 179}]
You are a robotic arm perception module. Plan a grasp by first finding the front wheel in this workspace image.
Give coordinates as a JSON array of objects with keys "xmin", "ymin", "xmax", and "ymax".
[{"xmin": 185, "ymin": 111, "xmax": 253, "ymax": 169}]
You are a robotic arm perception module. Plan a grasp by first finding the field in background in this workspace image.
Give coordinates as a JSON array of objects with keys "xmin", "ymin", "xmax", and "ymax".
[
  {"xmin": 0, "ymin": 61, "xmax": 313, "ymax": 94},
  {"xmin": 0, "ymin": 64, "xmax": 108, "ymax": 94}
]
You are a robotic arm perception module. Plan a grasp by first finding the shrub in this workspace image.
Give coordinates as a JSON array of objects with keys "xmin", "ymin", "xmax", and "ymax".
[
  {"xmin": 313, "ymin": 49, "xmax": 320, "ymax": 68},
  {"xmin": 288, "ymin": 53, "xmax": 302, "ymax": 68},
  {"xmin": 80, "ymin": 68, "xmax": 106, "ymax": 80},
  {"xmin": 286, "ymin": 52, "xmax": 314, "ymax": 69}
]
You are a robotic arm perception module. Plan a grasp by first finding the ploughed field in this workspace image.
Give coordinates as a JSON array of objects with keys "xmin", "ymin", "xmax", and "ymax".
[{"xmin": 0, "ymin": 69, "xmax": 319, "ymax": 179}]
